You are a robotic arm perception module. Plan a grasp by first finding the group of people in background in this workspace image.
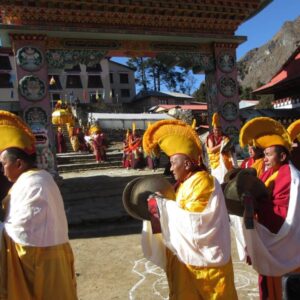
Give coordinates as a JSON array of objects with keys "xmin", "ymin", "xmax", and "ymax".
[
  {"xmin": 122, "ymin": 123, "xmax": 160, "ymax": 171},
  {"xmin": 55, "ymin": 124, "xmax": 108, "ymax": 164}
]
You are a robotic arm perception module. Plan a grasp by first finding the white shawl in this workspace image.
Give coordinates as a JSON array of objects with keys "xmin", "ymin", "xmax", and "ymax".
[
  {"xmin": 233, "ymin": 163, "xmax": 300, "ymax": 276},
  {"xmin": 4, "ymin": 169, "xmax": 69, "ymax": 247},
  {"xmin": 142, "ymin": 179, "xmax": 231, "ymax": 268}
]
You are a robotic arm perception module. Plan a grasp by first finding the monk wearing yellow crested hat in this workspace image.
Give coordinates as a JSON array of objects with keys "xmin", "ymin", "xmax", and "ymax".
[
  {"xmin": 236, "ymin": 117, "xmax": 300, "ymax": 300},
  {"xmin": 142, "ymin": 119, "xmax": 238, "ymax": 300},
  {"xmin": 206, "ymin": 113, "xmax": 237, "ymax": 183},
  {"xmin": 287, "ymin": 119, "xmax": 300, "ymax": 170},
  {"xmin": 0, "ymin": 110, "xmax": 77, "ymax": 299}
]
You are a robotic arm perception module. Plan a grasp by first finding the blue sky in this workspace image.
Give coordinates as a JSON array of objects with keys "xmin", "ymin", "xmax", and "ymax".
[{"xmin": 112, "ymin": 0, "xmax": 299, "ymax": 92}]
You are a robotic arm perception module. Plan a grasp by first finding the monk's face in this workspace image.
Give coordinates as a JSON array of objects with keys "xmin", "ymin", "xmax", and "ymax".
[
  {"xmin": 213, "ymin": 127, "xmax": 222, "ymax": 137},
  {"xmin": 263, "ymin": 146, "xmax": 286, "ymax": 171},
  {"xmin": 170, "ymin": 154, "xmax": 192, "ymax": 182},
  {"xmin": 0, "ymin": 150, "xmax": 23, "ymax": 183}
]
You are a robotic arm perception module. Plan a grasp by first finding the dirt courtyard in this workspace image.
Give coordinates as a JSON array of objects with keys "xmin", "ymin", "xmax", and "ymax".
[{"xmin": 70, "ymin": 232, "xmax": 259, "ymax": 300}]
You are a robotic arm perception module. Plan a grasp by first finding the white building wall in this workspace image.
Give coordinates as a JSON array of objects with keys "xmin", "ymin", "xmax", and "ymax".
[{"xmin": 1, "ymin": 55, "xmax": 136, "ymax": 110}]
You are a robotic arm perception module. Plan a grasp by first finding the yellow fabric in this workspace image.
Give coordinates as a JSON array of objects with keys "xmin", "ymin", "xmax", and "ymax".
[
  {"xmin": 207, "ymin": 150, "xmax": 220, "ymax": 170},
  {"xmin": 264, "ymin": 170, "xmax": 279, "ymax": 189},
  {"xmin": 165, "ymin": 171, "xmax": 237, "ymax": 299},
  {"xmin": 176, "ymin": 171, "xmax": 214, "ymax": 212},
  {"xmin": 287, "ymin": 119, "xmax": 300, "ymax": 142},
  {"xmin": 52, "ymin": 109, "xmax": 73, "ymax": 125},
  {"xmin": 239, "ymin": 117, "xmax": 292, "ymax": 151},
  {"xmin": 212, "ymin": 113, "xmax": 221, "ymax": 128},
  {"xmin": 191, "ymin": 119, "xmax": 196, "ymax": 129},
  {"xmin": 0, "ymin": 110, "xmax": 35, "ymax": 154},
  {"xmin": 143, "ymin": 119, "xmax": 202, "ymax": 163},
  {"xmin": 251, "ymin": 158, "xmax": 265, "ymax": 177},
  {"xmin": 0, "ymin": 231, "xmax": 77, "ymax": 300},
  {"xmin": 70, "ymin": 136, "xmax": 79, "ymax": 152},
  {"xmin": 207, "ymin": 149, "xmax": 233, "ymax": 171},
  {"xmin": 89, "ymin": 125, "xmax": 101, "ymax": 135}
]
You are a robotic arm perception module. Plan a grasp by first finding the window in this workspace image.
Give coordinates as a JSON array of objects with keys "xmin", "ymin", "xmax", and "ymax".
[
  {"xmin": 66, "ymin": 75, "xmax": 82, "ymax": 88},
  {"xmin": 88, "ymin": 75, "xmax": 103, "ymax": 88},
  {"xmin": 48, "ymin": 75, "xmax": 62, "ymax": 90},
  {"xmin": 159, "ymin": 99, "xmax": 168, "ymax": 104},
  {"xmin": 0, "ymin": 56, "xmax": 12, "ymax": 70},
  {"xmin": 111, "ymin": 89, "xmax": 115, "ymax": 98},
  {"xmin": 110, "ymin": 73, "xmax": 114, "ymax": 84},
  {"xmin": 86, "ymin": 63, "xmax": 102, "ymax": 72},
  {"xmin": 121, "ymin": 89, "xmax": 130, "ymax": 98},
  {"xmin": 119, "ymin": 73, "xmax": 129, "ymax": 84},
  {"xmin": 0, "ymin": 74, "xmax": 13, "ymax": 88}
]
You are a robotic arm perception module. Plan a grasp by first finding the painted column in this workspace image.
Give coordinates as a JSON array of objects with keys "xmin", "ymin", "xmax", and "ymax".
[
  {"xmin": 205, "ymin": 43, "xmax": 240, "ymax": 143},
  {"xmin": 10, "ymin": 34, "xmax": 57, "ymax": 176}
]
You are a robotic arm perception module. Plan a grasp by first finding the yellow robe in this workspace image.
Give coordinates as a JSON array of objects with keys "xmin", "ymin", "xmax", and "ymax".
[
  {"xmin": 0, "ymin": 170, "xmax": 77, "ymax": 300},
  {"xmin": 0, "ymin": 232, "xmax": 77, "ymax": 300},
  {"xmin": 165, "ymin": 171, "xmax": 237, "ymax": 300}
]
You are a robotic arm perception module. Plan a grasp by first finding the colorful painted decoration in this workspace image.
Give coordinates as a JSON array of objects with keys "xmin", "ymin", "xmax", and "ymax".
[
  {"xmin": 24, "ymin": 106, "xmax": 48, "ymax": 126},
  {"xmin": 16, "ymin": 46, "xmax": 44, "ymax": 71},
  {"xmin": 19, "ymin": 75, "xmax": 46, "ymax": 101},
  {"xmin": 46, "ymin": 49, "xmax": 106, "ymax": 69},
  {"xmin": 218, "ymin": 52, "xmax": 235, "ymax": 73},
  {"xmin": 224, "ymin": 125, "xmax": 240, "ymax": 144},
  {"xmin": 221, "ymin": 102, "xmax": 238, "ymax": 121},
  {"xmin": 219, "ymin": 76, "xmax": 237, "ymax": 98}
]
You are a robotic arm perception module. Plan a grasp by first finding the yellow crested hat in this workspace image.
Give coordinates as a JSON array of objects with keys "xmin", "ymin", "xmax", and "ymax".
[
  {"xmin": 212, "ymin": 112, "xmax": 221, "ymax": 128},
  {"xmin": 89, "ymin": 124, "xmax": 101, "ymax": 135},
  {"xmin": 287, "ymin": 119, "xmax": 300, "ymax": 142},
  {"xmin": 132, "ymin": 122, "xmax": 136, "ymax": 134},
  {"xmin": 191, "ymin": 118, "xmax": 196, "ymax": 129},
  {"xmin": 143, "ymin": 119, "xmax": 202, "ymax": 163},
  {"xmin": 0, "ymin": 110, "xmax": 36, "ymax": 154},
  {"xmin": 239, "ymin": 117, "xmax": 292, "ymax": 151}
]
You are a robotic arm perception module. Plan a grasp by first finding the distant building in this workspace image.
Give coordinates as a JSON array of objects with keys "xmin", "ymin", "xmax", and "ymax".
[
  {"xmin": 125, "ymin": 90, "xmax": 194, "ymax": 113},
  {"xmin": 254, "ymin": 46, "xmax": 300, "ymax": 110},
  {"xmin": 0, "ymin": 52, "xmax": 136, "ymax": 112}
]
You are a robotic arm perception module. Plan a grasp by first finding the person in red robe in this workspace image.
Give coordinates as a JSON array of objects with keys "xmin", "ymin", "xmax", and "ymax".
[
  {"xmin": 239, "ymin": 117, "xmax": 300, "ymax": 300},
  {"xmin": 241, "ymin": 145, "xmax": 264, "ymax": 168},
  {"xmin": 92, "ymin": 130, "xmax": 105, "ymax": 163},
  {"xmin": 122, "ymin": 130, "xmax": 132, "ymax": 169},
  {"xmin": 128, "ymin": 131, "xmax": 145, "ymax": 170},
  {"xmin": 56, "ymin": 127, "xmax": 67, "ymax": 153}
]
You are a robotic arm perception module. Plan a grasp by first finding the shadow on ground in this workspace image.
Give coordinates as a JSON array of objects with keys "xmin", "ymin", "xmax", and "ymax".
[{"xmin": 60, "ymin": 170, "xmax": 174, "ymax": 239}]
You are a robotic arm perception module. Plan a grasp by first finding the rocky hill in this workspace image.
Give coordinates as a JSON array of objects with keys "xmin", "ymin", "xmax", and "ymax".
[{"xmin": 238, "ymin": 16, "xmax": 300, "ymax": 89}]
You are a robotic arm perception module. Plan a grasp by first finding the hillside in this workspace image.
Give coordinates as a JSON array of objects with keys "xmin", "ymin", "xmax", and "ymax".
[{"xmin": 238, "ymin": 16, "xmax": 300, "ymax": 89}]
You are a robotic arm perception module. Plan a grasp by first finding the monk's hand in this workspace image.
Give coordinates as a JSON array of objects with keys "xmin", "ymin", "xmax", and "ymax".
[{"xmin": 147, "ymin": 194, "xmax": 162, "ymax": 234}]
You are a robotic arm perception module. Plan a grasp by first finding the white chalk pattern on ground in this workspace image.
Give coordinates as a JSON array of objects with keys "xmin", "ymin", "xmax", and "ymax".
[
  {"xmin": 130, "ymin": 258, "xmax": 168, "ymax": 300},
  {"xmin": 130, "ymin": 259, "xmax": 259, "ymax": 299}
]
